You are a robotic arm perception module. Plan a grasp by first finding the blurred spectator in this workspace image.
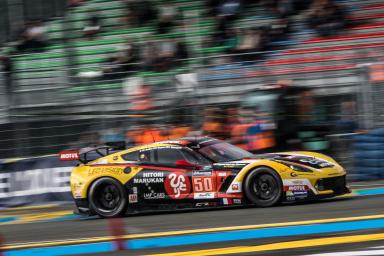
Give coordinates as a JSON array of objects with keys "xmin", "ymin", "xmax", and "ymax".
[
  {"xmin": 154, "ymin": 39, "xmax": 177, "ymax": 72},
  {"xmin": 335, "ymin": 101, "xmax": 357, "ymax": 133},
  {"xmin": 212, "ymin": 0, "xmax": 241, "ymax": 46},
  {"xmin": 83, "ymin": 12, "xmax": 102, "ymax": 39},
  {"xmin": 68, "ymin": 0, "xmax": 83, "ymax": 8},
  {"xmin": 212, "ymin": 15, "xmax": 231, "ymax": 46},
  {"xmin": 228, "ymin": 28, "xmax": 266, "ymax": 61},
  {"xmin": 100, "ymin": 128, "xmax": 125, "ymax": 143},
  {"xmin": 0, "ymin": 51, "xmax": 13, "ymax": 104},
  {"xmin": 175, "ymin": 40, "xmax": 189, "ymax": 63},
  {"xmin": 245, "ymin": 108, "xmax": 276, "ymax": 153},
  {"xmin": 129, "ymin": 83, "xmax": 153, "ymax": 111},
  {"xmin": 202, "ymin": 107, "xmax": 226, "ymax": 139},
  {"xmin": 275, "ymin": 80, "xmax": 302, "ymax": 150},
  {"xmin": 17, "ymin": 20, "xmax": 48, "ymax": 52},
  {"xmin": 276, "ymin": 0, "xmax": 295, "ymax": 17},
  {"xmin": 307, "ymin": 0, "xmax": 346, "ymax": 37},
  {"xmin": 169, "ymin": 125, "xmax": 191, "ymax": 139},
  {"xmin": 206, "ymin": 0, "xmax": 221, "ymax": 16},
  {"xmin": 219, "ymin": 0, "xmax": 242, "ymax": 19},
  {"xmin": 231, "ymin": 108, "xmax": 253, "ymax": 150},
  {"xmin": 103, "ymin": 43, "xmax": 139, "ymax": 79},
  {"xmin": 157, "ymin": 3, "xmax": 178, "ymax": 34},
  {"xmin": 124, "ymin": 0, "xmax": 157, "ymax": 27},
  {"xmin": 268, "ymin": 17, "xmax": 290, "ymax": 43},
  {"xmin": 138, "ymin": 126, "xmax": 163, "ymax": 144},
  {"xmin": 141, "ymin": 41, "xmax": 157, "ymax": 71}
]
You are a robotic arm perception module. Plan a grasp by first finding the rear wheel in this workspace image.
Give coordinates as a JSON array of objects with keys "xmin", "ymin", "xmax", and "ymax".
[
  {"xmin": 89, "ymin": 177, "xmax": 128, "ymax": 218},
  {"xmin": 243, "ymin": 167, "xmax": 283, "ymax": 207}
]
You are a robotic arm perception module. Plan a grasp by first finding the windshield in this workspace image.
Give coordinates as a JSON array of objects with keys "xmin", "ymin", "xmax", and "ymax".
[{"xmin": 198, "ymin": 142, "xmax": 254, "ymax": 163}]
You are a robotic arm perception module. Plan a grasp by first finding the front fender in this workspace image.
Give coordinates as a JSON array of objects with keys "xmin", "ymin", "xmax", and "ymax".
[{"xmin": 226, "ymin": 160, "xmax": 290, "ymax": 193}]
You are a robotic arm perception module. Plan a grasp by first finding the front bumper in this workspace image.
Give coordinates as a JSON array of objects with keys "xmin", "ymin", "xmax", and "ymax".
[{"xmin": 73, "ymin": 198, "xmax": 92, "ymax": 216}]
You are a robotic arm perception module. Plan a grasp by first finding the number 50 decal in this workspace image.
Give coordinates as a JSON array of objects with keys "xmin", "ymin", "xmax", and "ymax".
[{"xmin": 193, "ymin": 177, "xmax": 214, "ymax": 192}]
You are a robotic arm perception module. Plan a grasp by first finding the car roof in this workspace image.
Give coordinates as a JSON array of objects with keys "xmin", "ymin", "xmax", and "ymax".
[
  {"xmin": 156, "ymin": 137, "xmax": 220, "ymax": 148},
  {"xmin": 120, "ymin": 137, "xmax": 220, "ymax": 154}
]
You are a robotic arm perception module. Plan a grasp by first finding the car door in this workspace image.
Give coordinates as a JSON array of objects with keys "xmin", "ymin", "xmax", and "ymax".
[
  {"xmin": 153, "ymin": 146, "xmax": 217, "ymax": 201},
  {"xmin": 121, "ymin": 148, "xmax": 162, "ymax": 204},
  {"xmin": 155, "ymin": 147, "xmax": 193, "ymax": 201}
]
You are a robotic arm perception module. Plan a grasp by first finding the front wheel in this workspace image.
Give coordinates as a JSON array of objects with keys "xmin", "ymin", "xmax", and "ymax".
[
  {"xmin": 243, "ymin": 167, "xmax": 283, "ymax": 207},
  {"xmin": 89, "ymin": 177, "xmax": 128, "ymax": 218}
]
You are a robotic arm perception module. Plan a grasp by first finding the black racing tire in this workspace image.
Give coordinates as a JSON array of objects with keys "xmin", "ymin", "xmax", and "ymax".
[
  {"xmin": 88, "ymin": 177, "xmax": 128, "ymax": 218},
  {"xmin": 243, "ymin": 167, "xmax": 283, "ymax": 207}
]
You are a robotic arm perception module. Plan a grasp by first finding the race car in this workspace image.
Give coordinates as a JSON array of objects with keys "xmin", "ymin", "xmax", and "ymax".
[{"xmin": 60, "ymin": 137, "xmax": 350, "ymax": 218}]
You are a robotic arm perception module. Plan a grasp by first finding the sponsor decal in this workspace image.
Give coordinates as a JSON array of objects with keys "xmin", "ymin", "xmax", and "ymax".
[
  {"xmin": 132, "ymin": 187, "xmax": 138, "ymax": 194},
  {"xmin": 290, "ymin": 180, "xmax": 305, "ymax": 185},
  {"xmin": 221, "ymin": 198, "xmax": 233, "ymax": 205},
  {"xmin": 143, "ymin": 192, "xmax": 166, "ymax": 199},
  {"xmin": 298, "ymin": 158, "xmax": 333, "ymax": 168},
  {"xmin": 286, "ymin": 191, "xmax": 294, "ymax": 196},
  {"xmin": 164, "ymin": 172, "xmax": 191, "ymax": 199},
  {"xmin": 195, "ymin": 202, "xmax": 210, "ymax": 207},
  {"xmin": 285, "ymin": 187, "xmax": 308, "ymax": 200},
  {"xmin": 59, "ymin": 151, "xmax": 79, "ymax": 161},
  {"xmin": 88, "ymin": 167, "xmax": 123, "ymax": 176},
  {"xmin": 218, "ymin": 172, "xmax": 227, "ymax": 177},
  {"xmin": 283, "ymin": 185, "xmax": 309, "ymax": 191},
  {"xmin": 133, "ymin": 172, "xmax": 164, "ymax": 184},
  {"xmin": 283, "ymin": 179, "xmax": 314, "ymax": 200},
  {"xmin": 194, "ymin": 192, "xmax": 215, "ymax": 199},
  {"xmin": 233, "ymin": 198, "xmax": 242, "ymax": 204},
  {"xmin": 113, "ymin": 156, "xmax": 118, "ymax": 161},
  {"xmin": 128, "ymin": 194, "xmax": 138, "ymax": 203},
  {"xmin": 231, "ymin": 183, "xmax": 240, "ymax": 191},
  {"xmin": 193, "ymin": 170, "xmax": 212, "ymax": 176},
  {"xmin": 292, "ymin": 190, "xmax": 308, "ymax": 199}
]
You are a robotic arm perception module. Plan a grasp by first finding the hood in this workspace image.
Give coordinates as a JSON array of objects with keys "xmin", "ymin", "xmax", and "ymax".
[
  {"xmin": 213, "ymin": 152, "xmax": 336, "ymax": 170},
  {"xmin": 261, "ymin": 152, "xmax": 335, "ymax": 169}
]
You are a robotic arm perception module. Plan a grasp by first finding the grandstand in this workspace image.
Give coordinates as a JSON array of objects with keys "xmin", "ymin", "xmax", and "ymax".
[{"xmin": 1, "ymin": 0, "xmax": 384, "ymax": 158}]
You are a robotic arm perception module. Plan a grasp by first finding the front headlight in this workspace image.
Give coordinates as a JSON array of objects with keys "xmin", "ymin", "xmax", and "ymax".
[{"xmin": 289, "ymin": 163, "xmax": 313, "ymax": 173}]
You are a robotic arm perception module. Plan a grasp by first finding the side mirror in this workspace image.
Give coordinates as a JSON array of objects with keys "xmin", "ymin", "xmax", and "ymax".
[{"xmin": 175, "ymin": 160, "xmax": 201, "ymax": 169}]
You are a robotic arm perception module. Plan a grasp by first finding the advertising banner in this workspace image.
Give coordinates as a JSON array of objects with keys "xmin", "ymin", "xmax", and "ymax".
[{"xmin": 0, "ymin": 156, "xmax": 77, "ymax": 207}]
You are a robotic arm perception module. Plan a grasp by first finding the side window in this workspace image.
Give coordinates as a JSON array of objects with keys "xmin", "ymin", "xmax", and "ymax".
[
  {"xmin": 156, "ymin": 148, "xmax": 185, "ymax": 166},
  {"xmin": 121, "ymin": 151, "xmax": 140, "ymax": 161},
  {"xmin": 181, "ymin": 149, "xmax": 211, "ymax": 165},
  {"xmin": 122, "ymin": 149, "xmax": 154, "ymax": 162},
  {"xmin": 138, "ymin": 150, "xmax": 152, "ymax": 162}
]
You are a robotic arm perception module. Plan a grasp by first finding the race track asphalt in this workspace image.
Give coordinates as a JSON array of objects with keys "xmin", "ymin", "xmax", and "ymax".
[{"xmin": 1, "ymin": 183, "xmax": 384, "ymax": 255}]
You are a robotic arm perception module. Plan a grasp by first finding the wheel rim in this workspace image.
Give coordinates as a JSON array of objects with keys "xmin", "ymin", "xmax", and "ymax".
[
  {"xmin": 252, "ymin": 174, "xmax": 278, "ymax": 201},
  {"xmin": 94, "ymin": 183, "xmax": 121, "ymax": 212}
]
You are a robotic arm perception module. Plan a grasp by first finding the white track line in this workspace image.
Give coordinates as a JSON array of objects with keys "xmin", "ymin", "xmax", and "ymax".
[{"xmin": 302, "ymin": 249, "xmax": 384, "ymax": 256}]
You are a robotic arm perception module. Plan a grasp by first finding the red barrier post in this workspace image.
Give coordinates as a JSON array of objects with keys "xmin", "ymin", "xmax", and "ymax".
[
  {"xmin": 108, "ymin": 217, "xmax": 127, "ymax": 251},
  {"xmin": 0, "ymin": 235, "xmax": 4, "ymax": 256}
]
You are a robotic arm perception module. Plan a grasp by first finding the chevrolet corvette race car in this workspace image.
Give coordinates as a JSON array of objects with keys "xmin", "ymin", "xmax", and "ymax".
[{"xmin": 60, "ymin": 137, "xmax": 350, "ymax": 218}]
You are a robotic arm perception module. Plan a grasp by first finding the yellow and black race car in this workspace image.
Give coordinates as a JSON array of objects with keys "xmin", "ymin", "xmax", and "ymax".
[{"xmin": 60, "ymin": 137, "xmax": 350, "ymax": 218}]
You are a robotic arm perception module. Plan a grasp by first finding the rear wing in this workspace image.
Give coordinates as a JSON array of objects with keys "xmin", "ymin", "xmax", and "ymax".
[{"xmin": 59, "ymin": 141, "xmax": 126, "ymax": 164}]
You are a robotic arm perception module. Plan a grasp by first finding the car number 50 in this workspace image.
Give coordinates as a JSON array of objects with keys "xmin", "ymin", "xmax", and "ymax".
[{"xmin": 193, "ymin": 177, "xmax": 213, "ymax": 192}]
